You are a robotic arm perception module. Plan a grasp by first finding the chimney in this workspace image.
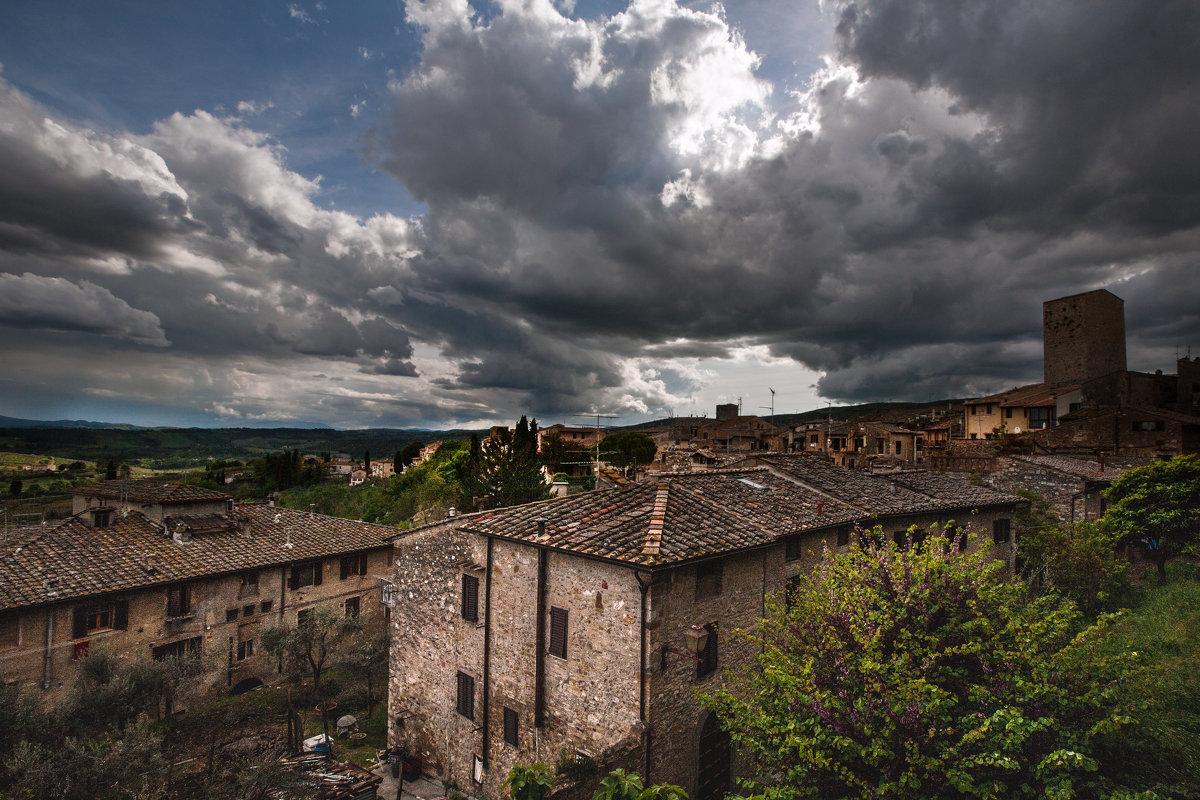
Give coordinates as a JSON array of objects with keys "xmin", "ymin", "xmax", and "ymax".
[{"xmin": 816, "ymin": 500, "xmax": 824, "ymax": 515}]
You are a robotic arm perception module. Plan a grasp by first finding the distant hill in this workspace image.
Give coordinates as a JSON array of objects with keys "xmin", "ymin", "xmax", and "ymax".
[
  {"xmin": 0, "ymin": 425, "xmax": 487, "ymax": 468},
  {"xmin": 0, "ymin": 415, "xmax": 146, "ymax": 430},
  {"xmin": 620, "ymin": 399, "xmax": 964, "ymax": 432}
]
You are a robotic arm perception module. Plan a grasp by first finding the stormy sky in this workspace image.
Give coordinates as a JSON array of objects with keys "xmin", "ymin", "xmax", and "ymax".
[{"xmin": 0, "ymin": 0, "xmax": 1197, "ymax": 428}]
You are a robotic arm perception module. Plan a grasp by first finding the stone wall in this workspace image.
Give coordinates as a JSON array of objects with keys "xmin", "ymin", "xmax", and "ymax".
[{"xmin": 1043, "ymin": 290, "xmax": 1126, "ymax": 386}]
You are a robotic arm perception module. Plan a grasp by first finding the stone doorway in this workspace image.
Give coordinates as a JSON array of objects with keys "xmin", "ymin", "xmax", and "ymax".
[{"xmin": 696, "ymin": 713, "xmax": 731, "ymax": 800}]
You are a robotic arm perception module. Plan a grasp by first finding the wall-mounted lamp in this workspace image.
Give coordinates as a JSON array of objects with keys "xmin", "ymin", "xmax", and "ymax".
[{"xmin": 661, "ymin": 624, "xmax": 709, "ymax": 667}]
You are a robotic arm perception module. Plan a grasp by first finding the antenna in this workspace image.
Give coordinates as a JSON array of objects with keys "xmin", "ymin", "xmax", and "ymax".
[
  {"xmin": 759, "ymin": 388, "xmax": 776, "ymax": 425},
  {"xmin": 572, "ymin": 412, "xmax": 618, "ymax": 482}
]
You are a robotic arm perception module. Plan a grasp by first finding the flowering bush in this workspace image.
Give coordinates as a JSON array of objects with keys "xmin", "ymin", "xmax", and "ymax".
[{"xmin": 704, "ymin": 525, "xmax": 1138, "ymax": 800}]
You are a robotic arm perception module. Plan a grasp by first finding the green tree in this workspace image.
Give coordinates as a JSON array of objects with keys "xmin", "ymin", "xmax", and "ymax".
[
  {"xmin": 505, "ymin": 763, "xmax": 554, "ymax": 800},
  {"xmin": 262, "ymin": 606, "xmax": 351, "ymax": 702},
  {"xmin": 1015, "ymin": 491, "xmax": 1131, "ymax": 612},
  {"xmin": 363, "ymin": 448, "xmax": 371, "ymax": 474},
  {"xmin": 9, "ymin": 478, "xmax": 21, "ymax": 497},
  {"xmin": 602, "ymin": 431, "xmax": 657, "ymax": 475},
  {"xmin": 1104, "ymin": 454, "xmax": 1200, "ymax": 584},
  {"xmin": 338, "ymin": 619, "xmax": 390, "ymax": 716},
  {"xmin": 105, "ymin": 459, "xmax": 117, "ymax": 479},
  {"xmin": 705, "ymin": 525, "xmax": 1137, "ymax": 800},
  {"xmin": 477, "ymin": 425, "xmax": 549, "ymax": 509}
]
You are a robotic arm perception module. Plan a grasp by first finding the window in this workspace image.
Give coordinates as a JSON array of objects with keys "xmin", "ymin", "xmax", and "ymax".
[
  {"xmin": 345, "ymin": 597, "xmax": 360, "ymax": 618},
  {"xmin": 91, "ymin": 509, "xmax": 112, "ymax": 528},
  {"xmin": 72, "ymin": 600, "xmax": 128, "ymax": 638},
  {"xmin": 297, "ymin": 609, "xmax": 313, "ymax": 628},
  {"xmin": 503, "ymin": 707, "xmax": 519, "ymax": 747},
  {"xmin": 993, "ymin": 518, "xmax": 1012, "ymax": 544},
  {"xmin": 237, "ymin": 638, "xmax": 254, "ymax": 660},
  {"xmin": 226, "ymin": 608, "xmax": 239, "ymax": 623},
  {"xmin": 836, "ymin": 526, "xmax": 851, "ymax": 547},
  {"xmin": 1005, "ymin": 407, "xmax": 1013, "ymax": 419},
  {"xmin": 549, "ymin": 607, "xmax": 568, "ymax": 659},
  {"xmin": 985, "ymin": 404, "xmax": 993, "ymax": 415},
  {"xmin": 944, "ymin": 526, "xmax": 968, "ymax": 553},
  {"xmin": 166, "ymin": 584, "xmax": 191, "ymax": 618},
  {"xmin": 288, "ymin": 560, "xmax": 323, "ymax": 590},
  {"xmin": 456, "ymin": 671, "xmax": 475, "ymax": 719},
  {"xmin": 239, "ymin": 571, "xmax": 259, "ymax": 597},
  {"xmin": 152, "ymin": 636, "xmax": 201, "ymax": 661},
  {"xmin": 260, "ymin": 600, "xmax": 274, "ymax": 613},
  {"xmin": 785, "ymin": 574, "xmax": 803, "ymax": 611},
  {"xmin": 1133, "ymin": 420, "xmax": 1165, "ymax": 432},
  {"xmin": 0, "ymin": 613, "xmax": 18, "ymax": 649},
  {"xmin": 695, "ymin": 562, "xmax": 723, "ymax": 600},
  {"xmin": 461, "ymin": 574, "xmax": 480, "ymax": 622},
  {"xmin": 696, "ymin": 622, "xmax": 718, "ymax": 679},
  {"xmin": 784, "ymin": 537, "xmax": 802, "ymax": 562},
  {"xmin": 1029, "ymin": 406, "xmax": 1056, "ymax": 429},
  {"xmin": 895, "ymin": 441, "xmax": 903, "ymax": 455},
  {"xmin": 340, "ymin": 553, "xmax": 368, "ymax": 580},
  {"xmin": 243, "ymin": 604, "xmax": 255, "ymax": 618}
]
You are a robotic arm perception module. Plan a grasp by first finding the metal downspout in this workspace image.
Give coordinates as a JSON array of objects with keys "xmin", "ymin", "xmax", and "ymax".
[{"xmin": 481, "ymin": 536, "xmax": 494, "ymax": 767}]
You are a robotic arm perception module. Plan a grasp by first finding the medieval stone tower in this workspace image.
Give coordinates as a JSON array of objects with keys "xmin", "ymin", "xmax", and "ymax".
[{"xmin": 1043, "ymin": 289, "xmax": 1127, "ymax": 385}]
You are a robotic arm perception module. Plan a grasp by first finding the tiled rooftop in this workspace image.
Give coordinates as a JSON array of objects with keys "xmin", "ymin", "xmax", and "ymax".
[
  {"xmin": 886, "ymin": 470, "xmax": 1020, "ymax": 506},
  {"xmin": 0, "ymin": 504, "xmax": 396, "ymax": 611},
  {"xmin": 71, "ymin": 479, "xmax": 232, "ymax": 504},
  {"xmin": 460, "ymin": 460, "xmax": 1021, "ymax": 567},
  {"xmin": 1008, "ymin": 454, "xmax": 1127, "ymax": 482}
]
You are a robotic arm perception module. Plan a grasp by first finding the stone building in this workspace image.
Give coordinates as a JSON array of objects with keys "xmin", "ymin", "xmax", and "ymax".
[
  {"xmin": 385, "ymin": 455, "xmax": 1020, "ymax": 800},
  {"xmin": 0, "ymin": 480, "xmax": 395, "ymax": 705},
  {"xmin": 1043, "ymin": 289, "xmax": 1127, "ymax": 386},
  {"xmin": 788, "ymin": 420, "xmax": 923, "ymax": 467}
]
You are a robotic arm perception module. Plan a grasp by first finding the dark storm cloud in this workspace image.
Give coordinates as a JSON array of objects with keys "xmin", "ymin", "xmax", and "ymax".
[{"xmin": 4, "ymin": 0, "xmax": 1200, "ymax": 426}]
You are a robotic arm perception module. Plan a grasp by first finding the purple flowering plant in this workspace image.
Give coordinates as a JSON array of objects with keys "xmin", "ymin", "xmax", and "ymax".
[{"xmin": 703, "ymin": 524, "xmax": 1138, "ymax": 800}]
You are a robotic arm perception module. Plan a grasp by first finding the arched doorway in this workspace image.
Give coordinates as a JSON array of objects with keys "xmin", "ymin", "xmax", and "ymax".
[
  {"xmin": 231, "ymin": 677, "xmax": 264, "ymax": 695},
  {"xmin": 697, "ymin": 713, "xmax": 731, "ymax": 800}
]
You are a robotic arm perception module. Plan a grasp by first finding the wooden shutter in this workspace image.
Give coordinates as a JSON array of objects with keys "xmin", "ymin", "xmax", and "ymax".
[
  {"xmin": 113, "ymin": 599, "xmax": 129, "ymax": 630},
  {"xmin": 358, "ymin": 553, "xmax": 368, "ymax": 576},
  {"xmin": 456, "ymin": 671, "xmax": 475, "ymax": 719},
  {"xmin": 549, "ymin": 607, "xmax": 568, "ymax": 659},
  {"xmin": 72, "ymin": 605, "xmax": 87, "ymax": 639},
  {"xmin": 287, "ymin": 567, "xmax": 299, "ymax": 590},
  {"xmin": 340, "ymin": 556, "xmax": 351, "ymax": 580},
  {"xmin": 461, "ymin": 574, "xmax": 479, "ymax": 622},
  {"xmin": 697, "ymin": 622, "xmax": 718, "ymax": 678},
  {"xmin": 312, "ymin": 560, "xmax": 323, "ymax": 586},
  {"xmin": 503, "ymin": 707, "xmax": 519, "ymax": 747}
]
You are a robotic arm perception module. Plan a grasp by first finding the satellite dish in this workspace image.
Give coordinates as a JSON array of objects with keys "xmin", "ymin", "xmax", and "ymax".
[{"xmin": 1013, "ymin": 426, "xmax": 1022, "ymax": 434}]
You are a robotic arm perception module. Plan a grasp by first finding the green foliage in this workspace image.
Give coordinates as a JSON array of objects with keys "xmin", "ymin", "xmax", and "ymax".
[
  {"xmin": 704, "ymin": 525, "xmax": 1138, "ymax": 800},
  {"xmin": 504, "ymin": 763, "xmax": 554, "ymax": 800},
  {"xmin": 477, "ymin": 421, "xmax": 549, "ymax": 509},
  {"xmin": 592, "ymin": 769, "xmax": 644, "ymax": 800},
  {"xmin": 587, "ymin": 770, "xmax": 687, "ymax": 800},
  {"xmin": 1091, "ymin": 563, "xmax": 1200, "ymax": 798},
  {"xmin": 8, "ymin": 478, "xmax": 20, "ymax": 497},
  {"xmin": 1016, "ymin": 491, "xmax": 1132, "ymax": 613},
  {"xmin": 555, "ymin": 751, "xmax": 598, "ymax": 782},
  {"xmin": 262, "ymin": 606, "xmax": 353, "ymax": 699},
  {"xmin": 602, "ymin": 431, "xmax": 657, "ymax": 474},
  {"xmin": 1104, "ymin": 454, "xmax": 1200, "ymax": 583}
]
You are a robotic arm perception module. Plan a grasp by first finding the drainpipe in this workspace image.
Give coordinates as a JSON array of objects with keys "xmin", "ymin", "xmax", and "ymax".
[
  {"xmin": 481, "ymin": 536, "xmax": 494, "ymax": 768},
  {"xmin": 534, "ymin": 524, "xmax": 548, "ymax": 728},
  {"xmin": 634, "ymin": 571, "xmax": 652, "ymax": 783},
  {"xmin": 41, "ymin": 606, "xmax": 54, "ymax": 689}
]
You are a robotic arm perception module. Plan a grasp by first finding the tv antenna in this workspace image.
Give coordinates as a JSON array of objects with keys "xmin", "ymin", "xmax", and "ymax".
[
  {"xmin": 759, "ymin": 388, "xmax": 776, "ymax": 424},
  {"xmin": 573, "ymin": 412, "xmax": 618, "ymax": 481}
]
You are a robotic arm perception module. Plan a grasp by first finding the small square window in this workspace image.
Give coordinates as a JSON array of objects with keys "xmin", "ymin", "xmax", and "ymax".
[
  {"xmin": 784, "ymin": 537, "xmax": 801, "ymax": 562},
  {"xmin": 260, "ymin": 600, "xmax": 273, "ymax": 613},
  {"xmin": 226, "ymin": 608, "xmax": 239, "ymax": 623},
  {"xmin": 345, "ymin": 597, "xmax": 360, "ymax": 618},
  {"xmin": 243, "ymin": 604, "xmax": 255, "ymax": 617},
  {"xmin": 993, "ymin": 519, "xmax": 1011, "ymax": 544},
  {"xmin": 237, "ymin": 639, "xmax": 254, "ymax": 660},
  {"xmin": 836, "ymin": 526, "xmax": 850, "ymax": 547}
]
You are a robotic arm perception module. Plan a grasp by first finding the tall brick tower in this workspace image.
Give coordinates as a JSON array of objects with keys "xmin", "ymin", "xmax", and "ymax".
[{"xmin": 1043, "ymin": 289, "xmax": 1127, "ymax": 385}]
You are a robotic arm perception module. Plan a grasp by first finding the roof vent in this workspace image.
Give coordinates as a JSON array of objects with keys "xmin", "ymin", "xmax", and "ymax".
[{"xmin": 274, "ymin": 513, "xmax": 282, "ymax": 524}]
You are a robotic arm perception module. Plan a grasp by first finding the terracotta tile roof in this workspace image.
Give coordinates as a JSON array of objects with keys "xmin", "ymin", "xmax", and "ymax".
[
  {"xmin": 0, "ymin": 505, "xmax": 396, "ymax": 612},
  {"xmin": 885, "ymin": 470, "xmax": 1020, "ymax": 507},
  {"xmin": 749, "ymin": 454, "xmax": 1022, "ymax": 514},
  {"xmin": 459, "ymin": 469, "xmax": 861, "ymax": 567},
  {"xmin": 71, "ymin": 479, "xmax": 231, "ymax": 504},
  {"xmin": 1008, "ymin": 454, "xmax": 1127, "ymax": 482}
]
